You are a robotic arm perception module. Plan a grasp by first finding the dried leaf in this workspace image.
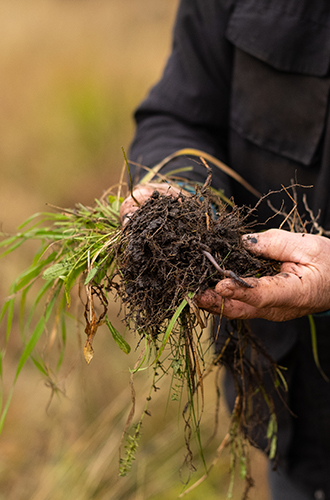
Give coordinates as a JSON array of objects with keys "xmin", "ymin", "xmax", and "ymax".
[{"xmin": 84, "ymin": 339, "xmax": 94, "ymax": 364}]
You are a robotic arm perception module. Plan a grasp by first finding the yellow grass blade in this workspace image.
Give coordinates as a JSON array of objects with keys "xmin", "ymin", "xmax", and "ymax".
[{"xmin": 140, "ymin": 148, "xmax": 261, "ymax": 198}]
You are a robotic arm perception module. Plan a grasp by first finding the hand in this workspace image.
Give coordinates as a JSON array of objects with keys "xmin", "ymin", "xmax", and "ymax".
[
  {"xmin": 196, "ymin": 229, "xmax": 330, "ymax": 322},
  {"xmin": 120, "ymin": 182, "xmax": 184, "ymax": 223}
]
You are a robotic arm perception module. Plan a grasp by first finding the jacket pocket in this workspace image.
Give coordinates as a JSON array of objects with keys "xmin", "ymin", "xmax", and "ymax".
[{"xmin": 226, "ymin": 0, "xmax": 330, "ymax": 166}]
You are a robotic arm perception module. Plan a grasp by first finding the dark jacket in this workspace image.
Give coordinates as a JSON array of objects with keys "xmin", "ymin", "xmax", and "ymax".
[{"xmin": 129, "ymin": 1, "xmax": 330, "ymax": 496}]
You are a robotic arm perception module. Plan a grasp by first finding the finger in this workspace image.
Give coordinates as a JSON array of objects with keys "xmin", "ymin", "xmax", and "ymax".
[
  {"xmin": 220, "ymin": 298, "xmax": 301, "ymax": 321},
  {"xmin": 195, "ymin": 289, "xmax": 225, "ymax": 315},
  {"xmin": 220, "ymin": 298, "xmax": 262, "ymax": 319},
  {"xmin": 214, "ymin": 272, "xmax": 304, "ymax": 309},
  {"xmin": 195, "ymin": 290, "xmax": 263, "ymax": 319},
  {"xmin": 119, "ymin": 183, "xmax": 185, "ymax": 222},
  {"xmin": 119, "ymin": 185, "xmax": 156, "ymax": 221},
  {"xmin": 242, "ymin": 229, "xmax": 322, "ymax": 264}
]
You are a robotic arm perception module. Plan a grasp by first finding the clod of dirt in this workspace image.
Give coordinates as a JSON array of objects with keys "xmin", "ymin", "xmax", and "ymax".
[{"xmin": 116, "ymin": 189, "xmax": 279, "ymax": 335}]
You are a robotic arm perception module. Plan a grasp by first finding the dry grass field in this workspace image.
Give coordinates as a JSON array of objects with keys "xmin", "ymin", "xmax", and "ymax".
[{"xmin": 0, "ymin": 1, "xmax": 269, "ymax": 499}]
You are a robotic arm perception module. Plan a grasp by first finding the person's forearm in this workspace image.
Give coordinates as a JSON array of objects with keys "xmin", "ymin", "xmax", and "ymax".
[
  {"xmin": 127, "ymin": 0, "xmax": 234, "ymax": 193},
  {"xmin": 129, "ymin": 113, "xmax": 231, "ymax": 190}
]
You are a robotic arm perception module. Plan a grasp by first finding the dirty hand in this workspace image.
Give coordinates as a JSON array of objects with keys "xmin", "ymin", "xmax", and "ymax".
[
  {"xmin": 120, "ymin": 182, "xmax": 184, "ymax": 223},
  {"xmin": 196, "ymin": 229, "xmax": 330, "ymax": 322}
]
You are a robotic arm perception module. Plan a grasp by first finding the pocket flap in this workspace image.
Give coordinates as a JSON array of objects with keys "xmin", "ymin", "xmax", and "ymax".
[
  {"xmin": 226, "ymin": 0, "xmax": 330, "ymax": 76},
  {"xmin": 229, "ymin": 49, "xmax": 330, "ymax": 166}
]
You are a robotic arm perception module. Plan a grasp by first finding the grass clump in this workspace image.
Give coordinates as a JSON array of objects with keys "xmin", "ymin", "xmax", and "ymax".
[
  {"xmin": 0, "ymin": 173, "xmax": 286, "ymax": 498},
  {"xmin": 0, "ymin": 192, "xmax": 127, "ymax": 427}
]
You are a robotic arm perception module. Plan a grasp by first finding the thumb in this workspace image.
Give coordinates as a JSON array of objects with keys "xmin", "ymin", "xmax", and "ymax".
[{"xmin": 242, "ymin": 229, "xmax": 312, "ymax": 264}]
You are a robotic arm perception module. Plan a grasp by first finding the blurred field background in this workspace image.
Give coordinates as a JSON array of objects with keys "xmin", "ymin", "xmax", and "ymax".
[{"xmin": 0, "ymin": 1, "xmax": 269, "ymax": 499}]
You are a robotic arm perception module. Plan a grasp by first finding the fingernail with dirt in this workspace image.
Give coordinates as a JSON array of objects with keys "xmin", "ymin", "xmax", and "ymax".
[{"xmin": 242, "ymin": 234, "xmax": 258, "ymax": 246}]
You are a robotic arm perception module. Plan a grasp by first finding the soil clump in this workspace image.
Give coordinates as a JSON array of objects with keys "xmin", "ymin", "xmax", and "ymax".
[{"xmin": 116, "ymin": 188, "xmax": 279, "ymax": 334}]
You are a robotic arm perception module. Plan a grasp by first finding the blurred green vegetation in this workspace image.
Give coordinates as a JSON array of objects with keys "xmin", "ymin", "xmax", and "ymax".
[{"xmin": 0, "ymin": 1, "xmax": 269, "ymax": 499}]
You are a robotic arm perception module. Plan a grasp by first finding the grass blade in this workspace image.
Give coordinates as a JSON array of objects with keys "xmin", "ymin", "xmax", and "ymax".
[
  {"xmin": 0, "ymin": 388, "xmax": 14, "ymax": 435},
  {"xmin": 308, "ymin": 315, "xmax": 329, "ymax": 382},
  {"xmin": 57, "ymin": 309, "xmax": 67, "ymax": 371},
  {"xmin": 105, "ymin": 317, "xmax": 130, "ymax": 354},
  {"xmin": 0, "ymin": 238, "xmax": 26, "ymax": 258},
  {"xmin": 13, "ymin": 252, "xmax": 57, "ymax": 293},
  {"xmin": 14, "ymin": 317, "xmax": 46, "ymax": 382},
  {"xmin": 5, "ymin": 298, "xmax": 15, "ymax": 343},
  {"xmin": 31, "ymin": 356, "xmax": 49, "ymax": 377},
  {"xmin": 139, "ymin": 148, "xmax": 261, "ymax": 198},
  {"xmin": 84, "ymin": 266, "xmax": 100, "ymax": 285},
  {"xmin": 153, "ymin": 298, "xmax": 188, "ymax": 364}
]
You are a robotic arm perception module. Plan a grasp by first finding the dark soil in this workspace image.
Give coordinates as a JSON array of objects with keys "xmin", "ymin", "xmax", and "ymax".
[{"xmin": 116, "ymin": 189, "xmax": 279, "ymax": 335}]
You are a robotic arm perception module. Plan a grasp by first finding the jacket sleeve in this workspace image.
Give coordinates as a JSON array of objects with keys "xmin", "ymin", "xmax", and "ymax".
[{"xmin": 129, "ymin": 0, "xmax": 234, "ymax": 193}]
